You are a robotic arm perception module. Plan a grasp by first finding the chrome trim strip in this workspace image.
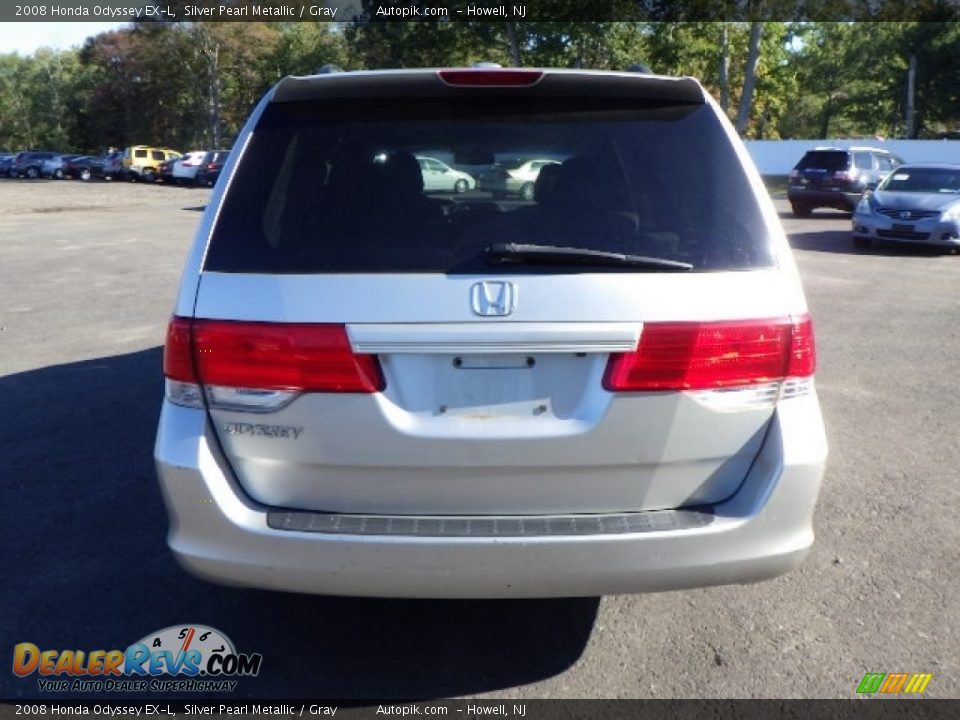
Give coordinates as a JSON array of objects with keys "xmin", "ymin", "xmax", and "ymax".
[{"xmin": 347, "ymin": 322, "xmax": 641, "ymax": 354}]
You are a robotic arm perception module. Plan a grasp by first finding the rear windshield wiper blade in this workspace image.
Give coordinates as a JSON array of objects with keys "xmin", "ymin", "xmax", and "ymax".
[{"xmin": 486, "ymin": 243, "xmax": 693, "ymax": 272}]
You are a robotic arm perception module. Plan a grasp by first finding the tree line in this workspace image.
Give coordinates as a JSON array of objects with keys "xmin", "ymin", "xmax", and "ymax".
[{"xmin": 1, "ymin": 21, "xmax": 958, "ymax": 154}]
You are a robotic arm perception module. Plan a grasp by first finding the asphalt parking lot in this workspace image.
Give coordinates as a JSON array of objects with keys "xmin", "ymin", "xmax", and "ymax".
[{"xmin": 1, "ymin": 180, "xmax": 957, "ymax": 700}]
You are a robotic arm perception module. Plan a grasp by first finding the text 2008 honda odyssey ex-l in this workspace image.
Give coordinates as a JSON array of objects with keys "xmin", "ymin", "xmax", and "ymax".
[{"xmin": 155, "ymin": 68, "xmax": 827, "ymax": 598}]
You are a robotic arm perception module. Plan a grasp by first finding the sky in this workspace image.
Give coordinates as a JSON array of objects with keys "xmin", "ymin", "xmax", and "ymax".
[{"xmin": 0, "ymin": 22, "xmax": 128, "ymax": 56}]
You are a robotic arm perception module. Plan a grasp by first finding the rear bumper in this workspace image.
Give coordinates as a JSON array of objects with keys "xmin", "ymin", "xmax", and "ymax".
[
  {"xmin": 154, "ymin": 394, "xmax": 827, "ymax": 598},
  {"xmin": 788, "ymin": 188, "xmax": 861, "ymax": 209},
  {"xmin": 476, "ymin": 179, "xmax": 522, "ymax": 196}
]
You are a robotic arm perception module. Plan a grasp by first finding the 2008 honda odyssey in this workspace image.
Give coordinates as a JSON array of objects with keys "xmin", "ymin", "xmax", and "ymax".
[{"xmin": 155, "ymin": 68, "xmax": 828, "ymax": 598}]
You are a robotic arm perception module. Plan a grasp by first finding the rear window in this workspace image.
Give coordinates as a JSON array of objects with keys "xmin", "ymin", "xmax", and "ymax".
[
  {"xmin": 797, "ymin": 151, "xmax": 849, "ymax": 171},
  {"xmin": 853, "ymin": 151, "xmax": 873, "ymax": 170},
  {"xmin": 205, "ymin": 97, "xmax": 774, "ymax": 274}
]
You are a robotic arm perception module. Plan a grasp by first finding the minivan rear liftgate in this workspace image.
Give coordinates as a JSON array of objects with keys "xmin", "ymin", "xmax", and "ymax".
[
  {"xmin": 156, "ymin": 67, "xmax": 827, "ymax": 597},
  {"xmin": 168, "ymin": 269, "xmax": 814, "ymax": 517}
]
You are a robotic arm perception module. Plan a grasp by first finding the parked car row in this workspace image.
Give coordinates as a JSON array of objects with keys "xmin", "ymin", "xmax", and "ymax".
[
  {"xmin": 1, "ymin": 145, "xmax": 565, "ymax": 197},
  {"xmin": 1, "ymin": 146, "xmax": 231, "ymax": 186},
  {"xmin": 787, "ymin": 145, "xmax": 960, "ymax": 250}
]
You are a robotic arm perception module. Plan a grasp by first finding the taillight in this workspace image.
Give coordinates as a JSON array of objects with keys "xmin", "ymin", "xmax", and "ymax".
[
  {"xmin": 163, "ymin": 317, "xmax": 384, "ymax": 402},
  {"xmin": 438, "ymin": 69, "xmax": 543, "ymax": 86},
  {"xmin": 833, "ymin": 169, "xmax": 853, "ymax": 181},
  {"xmin": 603, "ymin": 315, "xmax": 815, "ymax": 392},
  {"xmin": 164, "ymin": 316, "xmax": 196, "ymax": 382},
  {"xmin": 788, "ymin": 169, "xmax": 800, "ymax": 179}
]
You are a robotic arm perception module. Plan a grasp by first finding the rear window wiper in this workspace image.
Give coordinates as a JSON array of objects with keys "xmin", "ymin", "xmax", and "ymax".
[{"xmin": 486, "ymin": 243, "xmax": 693, "ymax": 272}]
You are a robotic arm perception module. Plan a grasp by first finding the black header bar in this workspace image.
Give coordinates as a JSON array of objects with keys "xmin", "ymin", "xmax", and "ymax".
[
  {"xmin": 2, "ymin": 0, "xmax": 959, "ymax": 23},
  {"xmin": 0, "ymin": 700, "xmax": 957, "ymax": 720}
]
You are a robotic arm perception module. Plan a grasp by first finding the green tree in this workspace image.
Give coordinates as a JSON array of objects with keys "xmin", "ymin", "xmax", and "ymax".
[{"xmin": 0, "ymin": 49, "xmax": 81, "ymax": 150}]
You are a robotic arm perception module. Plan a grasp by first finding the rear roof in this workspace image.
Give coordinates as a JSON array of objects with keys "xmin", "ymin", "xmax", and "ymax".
[
  {"xmin": 809, "ymin": 146, "xmax": 890, "ymax": 153},
  {"xmin": 272, "ymin": 68, "xmax": 707, "ymax": 105}
]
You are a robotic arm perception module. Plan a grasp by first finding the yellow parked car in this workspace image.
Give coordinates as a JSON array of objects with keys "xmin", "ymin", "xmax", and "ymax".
[{"xmin": 122, "ymin": 146, "xmax": 181, "ymax": 182}]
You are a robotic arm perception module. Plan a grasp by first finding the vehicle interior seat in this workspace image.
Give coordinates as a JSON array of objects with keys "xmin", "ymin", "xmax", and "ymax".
[
  {"xmin": 533, "ymin": 162, "xmax": 563, "ymax": 206},
  {"xmin": 374, "ymin": 152, "xmax": 445, "ymax": 226},
  {"xmin": 522, "ymin": 155, "xmax": 638, "ymax": 250}
]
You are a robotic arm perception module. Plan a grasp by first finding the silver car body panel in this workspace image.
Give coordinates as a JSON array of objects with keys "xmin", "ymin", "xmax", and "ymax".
[
  {"xmin": 155, "ymin": 388, "xmax": 826, "ymax": 598},
  {"xmin": 194, "ymin": 270, "xmax": 803, "ymax": 515},
  {"xmin": 193, "ymin": 269, "xmax": 798, "ymax": 323}
]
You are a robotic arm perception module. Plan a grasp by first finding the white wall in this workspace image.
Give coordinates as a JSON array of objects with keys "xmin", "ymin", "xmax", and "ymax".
[{"xmin": 743, "ymin": 139, "xmax": 960, "ymax": 175}]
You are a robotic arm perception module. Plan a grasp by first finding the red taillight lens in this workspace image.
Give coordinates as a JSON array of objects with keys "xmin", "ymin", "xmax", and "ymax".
[
  {"xmin": 163, "ymin": 318, "xmax": 384, "ymax": 393},
  {"xmin": 438, "ymin": 69, "xmax": 543, "ymax": 86},
  {"xmin": 603, "ymin": 316, "xmax": 815, "ymax": 391},
  {"xmin": 786, "ymin": 315, "xmax": 816, "ymax": 377},
  {"xmin": 164, "ymin": 316, "xmax": 196, "ymax": 382}
]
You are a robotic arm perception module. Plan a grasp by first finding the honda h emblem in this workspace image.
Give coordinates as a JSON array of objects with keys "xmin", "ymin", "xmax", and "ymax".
[
  {"xmin": 899, "ymin": 210, "xmax": 912, "ymax": 220},
  {"xmin": 470, "ymin": 281, "xmax": 517, "ymax": 317}
]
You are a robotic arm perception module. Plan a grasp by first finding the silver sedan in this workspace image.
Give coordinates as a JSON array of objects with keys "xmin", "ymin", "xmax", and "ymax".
[{"xmin": 853, "ymin": 164, "xmax": 960, "ymax": 249}]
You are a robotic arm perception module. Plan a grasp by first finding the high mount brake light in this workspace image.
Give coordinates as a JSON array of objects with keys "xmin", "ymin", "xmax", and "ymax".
[{"xmin": 438, "ymin": 70, "xmax": 543, "ymax": 87}]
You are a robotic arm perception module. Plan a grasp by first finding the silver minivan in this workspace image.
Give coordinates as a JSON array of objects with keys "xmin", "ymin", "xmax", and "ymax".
[{"xmin": 155, "ymin": 68, "xmax": 828, "ymax": 598}]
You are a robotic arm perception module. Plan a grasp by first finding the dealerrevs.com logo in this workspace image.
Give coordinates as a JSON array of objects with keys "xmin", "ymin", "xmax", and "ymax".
[{"xmin": 13, "ymin": 625, "xmax": 262, "ymax": 693}]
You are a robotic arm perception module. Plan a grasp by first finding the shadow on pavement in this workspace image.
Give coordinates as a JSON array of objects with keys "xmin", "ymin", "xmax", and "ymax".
[
  {"xmin": 788, "ymin": 229, "xmax": 953, "ymax": 257},
  {"xmin": 1, "ymin": 349, "xmax": 597, "ymax": 700}
]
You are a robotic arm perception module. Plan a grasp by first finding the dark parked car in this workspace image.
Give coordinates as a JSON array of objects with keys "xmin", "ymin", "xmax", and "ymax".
[
  {"xmin": 62, "ymin": 156, "xmax": 100, "ymax": 181},
  {"xmin": 10, "ymin": 151, "xmax": 57, "ymax": 178},
  {"xmin": 42, "ymin": 154, "xmax": 85, "ymax": 179},
  {"xmin": 787, "ymin": 146, "xmax": 904, "ymax": 217},
  {"xmin": 91, "ymin": 151, "xmax": 124, "ymax": 180},
  {"xmin": 158, "ymin": 157, "xmax": 178, "ymax": 183},
  {"xmin": 0, "ymin": 154, "xmax": 15, "ymax": 176},
  {"xmin": 195, "ymin": 150, "xmax": 230, "ymax": 186}
]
